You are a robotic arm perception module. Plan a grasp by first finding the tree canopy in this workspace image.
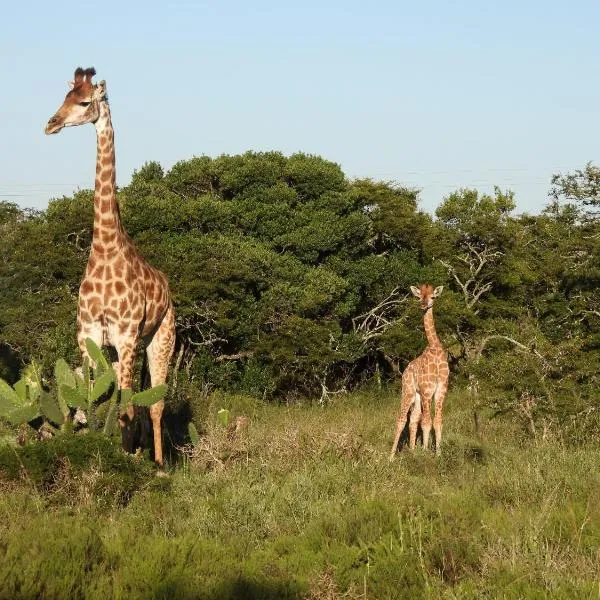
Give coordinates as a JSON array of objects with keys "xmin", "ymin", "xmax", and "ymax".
[{"xmin": 1, "ymin": 152, "xmax": 598, "ymax": 433}]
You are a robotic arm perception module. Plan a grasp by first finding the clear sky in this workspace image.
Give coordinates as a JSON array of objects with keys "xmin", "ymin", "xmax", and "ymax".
[{"xmin": 1, "ymin": 0, "xmax": 599, "ymax": 214}]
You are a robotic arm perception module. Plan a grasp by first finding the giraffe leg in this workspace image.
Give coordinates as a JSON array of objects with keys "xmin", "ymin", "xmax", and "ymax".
[
  {"xmin": 433, "ymin": 377, "xmax": 449, "ymax": 455},
  {"xmin": 111, "ymin": 361, "xmax": 120, "ymax": 381},
  {"xmin": 145, "ymin": 305, "xmax": 175, "ymax": 467},
  {"xmin": 390, "ymin": 369, "xmax": 416, "ymax": 460},
  {"xmin": 114, "ymin": 337, "xmax": 139, "ymax": 454},
  {"xmin": 420, "ymin": 391, "xmax": 434, "ymax": 450},
  {"xmin": 408, "ymin": 392, "xmax": 422, "ymax": 450},
  {"xmin": 77, "ymin": 322, "xmax": 104, "ymax": 370}
]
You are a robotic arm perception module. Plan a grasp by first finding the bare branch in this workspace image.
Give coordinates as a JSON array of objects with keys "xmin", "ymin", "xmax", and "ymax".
[
  {"xmin": 316, "ymin": 366, "xmax": 348, "ymax": 404},
  {"xmin": 382, "ymin": 353, "xmax": 401, "ymax": 375},
  {"xmin": 476, "ymin": 334, "xmax": 547, "ymax": 365},
  {"xmin": 66, "ymin": 228, "xmax": 90, "ymax": 253},
  {"xmin": 170, "ymin": 343, "xmax": 186, "ymax": 396},
  {"xmin": 352, "ymin": 287, "xmax": 409, "ymax": 343},
  {"xmin": 438, "ymin": 244, "xmax": 502, "ymax": 312},
  {"xmin": 176, "ymin": 302, "xmax": 228, "ymax": 350},
  {"xmin": 215, "ymin": 351, "xmax": 254, "ymax": 363}
]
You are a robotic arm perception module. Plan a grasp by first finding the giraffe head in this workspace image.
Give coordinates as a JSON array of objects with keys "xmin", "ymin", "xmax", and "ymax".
[
  {"xmin": 45, "ymin": 67, "xmax": 107, "ymax": 135},
  {"xmin": 410, "ymin": 284, "xmax": 443, "ymax": 310}
]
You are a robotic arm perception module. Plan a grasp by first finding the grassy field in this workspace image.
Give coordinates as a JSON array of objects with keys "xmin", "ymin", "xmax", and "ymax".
[{"xmin": 0, "ymin": 387, "xmax": 599, "ymax": 599}]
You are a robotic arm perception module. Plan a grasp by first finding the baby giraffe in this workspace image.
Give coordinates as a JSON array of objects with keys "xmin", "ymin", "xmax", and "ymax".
[{"xmin": 389, "ymin": 284, "xmax": 449, "ymax": 458}]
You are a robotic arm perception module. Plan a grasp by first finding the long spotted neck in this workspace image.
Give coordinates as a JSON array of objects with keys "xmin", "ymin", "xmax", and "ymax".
[
  {"xmin": 423, "ymin": 307, "xmax": 441, "ymax": 349},
  {"xmin": 92, "ymin": 101, "xmax": 124, "ymax": 254}
]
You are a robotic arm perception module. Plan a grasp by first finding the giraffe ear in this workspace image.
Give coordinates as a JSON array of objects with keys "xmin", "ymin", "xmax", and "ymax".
[
  {"xmin": 94, "ymin": 80, "xmax": 107, "ymax": 100},
  {"xmin": 433, "ymin": 286, "xmax": 444, "ymax": 297},
  {"xmin": 68, "ymin": 80, "xmax": 75, "ymax": 90},
  {"xmin": 410, "ymin": 286, "xmax": 421, "ymax": 298}
]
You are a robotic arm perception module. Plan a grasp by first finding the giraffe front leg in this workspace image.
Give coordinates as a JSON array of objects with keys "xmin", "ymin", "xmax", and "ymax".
[
  {"xmin": 420, "ymin": 391, "xmax": 433, "ymax": 450},
  {"xmin": 390, "ymin": 372, "xmax": 416, "ymax": 460},
  {"xmin": 77, "ymin": 322, "xmax": 104, "ymax": 371}
]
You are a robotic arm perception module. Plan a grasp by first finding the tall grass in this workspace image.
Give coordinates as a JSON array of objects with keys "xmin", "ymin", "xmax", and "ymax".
[{"xmin": 0, "ymin": 388, "xmax": 599, "ymax": 599}]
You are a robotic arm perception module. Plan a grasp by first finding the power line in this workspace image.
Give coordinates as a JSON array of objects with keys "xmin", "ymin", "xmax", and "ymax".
[{"xmin": 0, "ymin": 166, "xmax": 578, "ymax": 204}]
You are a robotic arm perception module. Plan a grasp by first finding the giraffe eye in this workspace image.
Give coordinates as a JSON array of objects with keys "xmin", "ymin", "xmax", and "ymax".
[{"xmin": 79, "ymin": 101, "xmax": 91, "ymax": 107}]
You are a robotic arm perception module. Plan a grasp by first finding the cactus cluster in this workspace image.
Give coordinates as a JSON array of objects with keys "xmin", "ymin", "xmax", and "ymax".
[
  {"xmin": 0, "ymin": 338, "xmax": 167, "ymax": 439},
  {"xmin": 0, "ymin": 361, "xmax": 47, "ymax": 427}
]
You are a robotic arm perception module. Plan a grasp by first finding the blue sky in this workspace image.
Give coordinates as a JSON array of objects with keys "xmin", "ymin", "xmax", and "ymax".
[{"xmin": 1, "ymin": 0, "xmax": 599, "ymax": 214}]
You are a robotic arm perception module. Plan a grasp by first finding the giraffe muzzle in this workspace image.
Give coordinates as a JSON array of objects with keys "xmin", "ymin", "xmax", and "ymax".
[{"xmin": 45, "ymin": 115, "xmax": 63, "ymax": 135}]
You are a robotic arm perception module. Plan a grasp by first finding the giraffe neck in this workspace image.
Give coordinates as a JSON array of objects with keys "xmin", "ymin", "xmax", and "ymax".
[
  {"xmin": 423, "ymin": 307, "xmax": 441, "ymax": 348},
  {"xmin": 92, "ymin": 101, "xmax": 124, "ymax": 254}
]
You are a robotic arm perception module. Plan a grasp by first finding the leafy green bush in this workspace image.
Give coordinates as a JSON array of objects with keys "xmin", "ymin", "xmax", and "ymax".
[{"xmin": 0, "ymin": 432, "xmax": 156, "ymax": 507}]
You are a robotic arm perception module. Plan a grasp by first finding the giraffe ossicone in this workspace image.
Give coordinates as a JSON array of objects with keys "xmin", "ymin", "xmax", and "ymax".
[
  {"xmin": 389, "ymin": 284, "xmax": 449, "ymax": 459},
  {"xmin": 46, "ymin": 67, "xmax": 175, "ymax": 466}
]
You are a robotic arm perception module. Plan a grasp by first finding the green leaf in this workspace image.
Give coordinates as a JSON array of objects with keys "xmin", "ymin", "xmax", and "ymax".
[
  {"xmin": 6, "ymin": 403, "xmax": 39, "ymax": 426},
  {"xmin": 188, "ymin": 422, "xmax": 199, "ymax": 446},
  {"xmin": 82, "ymin": 356, "xmax": 91, "ymax": 389},
  {"xmin": 27, "ymin": 383, "xmax": 41, "ymax": 404},
  {"xmin": 55, "ymin": 359, "xmax": 76, "ymax": 417},
  {"xmin": 103, "ymin": 394, "xmax": 119, "ymax": 437},
  {"xmin": 120, "ymin": 388, "xmax": 133, "ymax": 407},
  {"xmin": 74, "ymin": 371, "xmax": 86, "ymax": 394},
  {"xmin": 13, "ymin": 379, "xmax": 27, "ymax": 402},
  {"xmin": 90, "ymin": 371, "xmax": 116, "ymax": 403},
  {"xmin": 40, "ymin": 391, "xmax": 65, "ymax": 426},
  {"xmin": 74, "ymin": 358, "xmax": 89, "ymax": 394},
  {"xmin": 131, "ymin": 384, "xmax": 167, "ymax": 407},
  {"xmin": 0, "ymin": 379, "xmax": 23, "ymax": 414},
  {"xmin": 60, "ymin": 385, "xmax": 88, "ymax": 409},
  {"xmin": 55, "ymin": 359, "xmax": 76, "ymax": 389},
  {"xmin": 22, "ymin": 362, "xmax": 42, "ymax": 403},
  {"xmin": 217, "ymin": 408, "xmax": 231, "ymax": 427},
  {"xmin": 85, "ymin": 338, "xmax": 109, "ymax": 372}
]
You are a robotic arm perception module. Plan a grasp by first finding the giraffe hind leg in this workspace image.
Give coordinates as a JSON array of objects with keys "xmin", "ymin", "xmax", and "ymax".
[
  {"xmin": 408, "ymin": 392, "xmax": 422, "ymax": 450},
  {"xmin": 145, "ymin": 305, "xmax": 175, "ymax": 467},
  {"xmin": 114, "ymin": 337, "xmax": 139, "ymax": 454},
  {"xmin": 433, "ymin": 378, "xmax": 448, "ymax": 455}
]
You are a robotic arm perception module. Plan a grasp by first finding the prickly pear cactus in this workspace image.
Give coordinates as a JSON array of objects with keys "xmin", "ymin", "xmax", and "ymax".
[
  {"xmin": 0, "ymin": 337, "xmax": 169, "ymax": 444},
  {"xmin": 0, "ymin": 377, "xmax": 40, "ymax": 426}
]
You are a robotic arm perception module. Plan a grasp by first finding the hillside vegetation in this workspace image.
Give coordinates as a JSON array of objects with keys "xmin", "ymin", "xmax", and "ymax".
[{"xmin": 0, "ymin": 153, "xmax": 599, "ymax": 598}]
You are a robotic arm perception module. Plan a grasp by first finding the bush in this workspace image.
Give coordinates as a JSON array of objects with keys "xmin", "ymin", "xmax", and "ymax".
[{"xmin": 0, "ymin": 432, "xmax": 157, "ymax": 508}]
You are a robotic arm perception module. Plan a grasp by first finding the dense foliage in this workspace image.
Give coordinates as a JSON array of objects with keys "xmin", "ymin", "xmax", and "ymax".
[{"xmin": 1, "ymin": 152, "xmax": 598, "ymax": 436}]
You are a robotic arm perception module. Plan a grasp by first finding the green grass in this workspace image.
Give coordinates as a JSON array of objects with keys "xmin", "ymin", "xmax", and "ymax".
[{"xmin": 0, "ymin": 388, "xmax": 599, "ymax": 599}]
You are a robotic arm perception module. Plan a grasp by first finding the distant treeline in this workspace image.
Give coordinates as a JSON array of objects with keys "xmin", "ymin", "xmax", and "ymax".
[{"xmin": 1, "ymin": 153, "xmax": 598, "ymax": 434}]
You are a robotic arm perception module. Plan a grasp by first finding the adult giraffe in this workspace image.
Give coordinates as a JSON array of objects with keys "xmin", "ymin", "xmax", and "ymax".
[
  {"xmin": 389, "ymin": 284, "xmax": 449, "ymax": 458},
  {"xmin": 45, "ymin": 67, "xmax": 175, "ymax": 466}
]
